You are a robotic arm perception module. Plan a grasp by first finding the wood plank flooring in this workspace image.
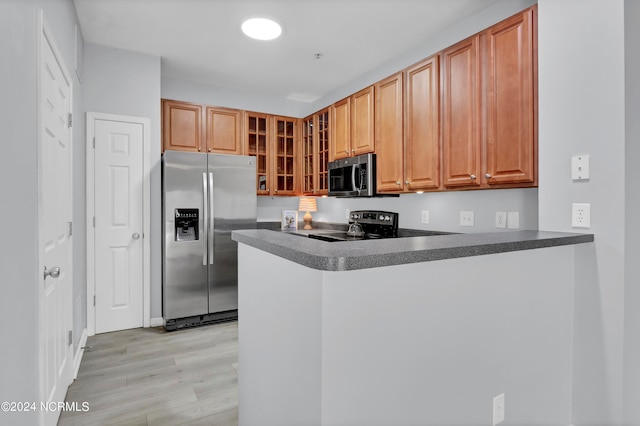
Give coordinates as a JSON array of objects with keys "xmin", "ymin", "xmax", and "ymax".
[{"xmin": 59, "ymin": 321, "xmax": 238, "ymax": 426}]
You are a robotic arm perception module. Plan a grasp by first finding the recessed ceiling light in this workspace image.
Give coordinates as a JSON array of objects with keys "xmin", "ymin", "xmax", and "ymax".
[{"xmin": 241, "ymin": 17, "xmax": 282, "ymax": 41}]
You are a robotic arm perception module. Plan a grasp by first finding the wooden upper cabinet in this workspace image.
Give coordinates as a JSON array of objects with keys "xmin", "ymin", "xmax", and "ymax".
[
  {"xmin": 245, "ymin": 112, "xmax": 270, "ymax": 195},
  {"xmin": 351, "ymin": 85, "xmax": 375, "ymax": 156},
  {"xmin": 332, "ymin": 97, "xmax": 351, "ymax": 160},
  {"xmin": 442, "ymin": 5, "xmax": 537, "ymax": 190},
  {"xmin": 316, "ymin": 109, "xmax": 330, "ymax": 195},
  {"xmin": 272, "ymin": 116, "xmax": 298, "ymax": 196},
  {"xmin": 205, "ymin": 107, "xmax": 243, "ymax": 154},
  {"xmin": 375, "ymin": 72, "xmax": 405, "ymax": 192},
  {"xmin": 162, "ymin": 99, "xmax": 203, "ymax": 152},
  {"xmin": 404, "ymin": 55, "xmax": 441, "ymax": 192},
  {"xmin": 331, "ymin": 85, "xmax": 375, "ymax": 161},
  {"xmin": 301, "ymin": 115, "xmax": 314, "ymax": 195},
  {"xmin": 484, "ymin": 6, "xmax": 537, "ymax": 186},
  {"xmin": 442, "ymin": 35, "xmax": 482, "ymax": 188},
  {"xmin": 302, "ymin": 109, "xmax": 330, "ymax": 196}
]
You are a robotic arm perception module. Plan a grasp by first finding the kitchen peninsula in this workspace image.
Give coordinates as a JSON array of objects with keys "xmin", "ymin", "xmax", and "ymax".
[{"xmin": 232, "ymin": 229, "xmax": 593, "ymax": 425}]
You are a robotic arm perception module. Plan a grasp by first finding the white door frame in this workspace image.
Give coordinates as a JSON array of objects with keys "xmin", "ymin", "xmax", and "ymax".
[{"xmin": 86, "ymin": 112, "xmax": 151, "ymax": 336}]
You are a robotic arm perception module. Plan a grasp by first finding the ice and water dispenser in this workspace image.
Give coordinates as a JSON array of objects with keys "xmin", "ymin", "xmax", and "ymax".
[{"xmin": 175, "ymin": 208, "xmax": 199, "ymax": 241}]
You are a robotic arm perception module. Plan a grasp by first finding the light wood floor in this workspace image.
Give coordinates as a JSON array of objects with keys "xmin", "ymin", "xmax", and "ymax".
[{"xmin": 59, "ymin": 321, "xmax": 238, "ymax": 426}]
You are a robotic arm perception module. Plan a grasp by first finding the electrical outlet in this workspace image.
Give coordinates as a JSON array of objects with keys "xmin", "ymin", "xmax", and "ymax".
[
  {"xmin": 345, "ymin": 208, "xmax": 350, "ymax": 220},
  {"xmin": 460, "ymin": 210, "xmax": 474, "ymax": 227},
  {"xmin": 507, "ymin": 212, "xmax": 520, "ymax": 229},
  {"xmin": 421, "ymin": 210, "xmax": 430, "ymax": 224},
  {"xmin": 495, "ymin": 212, "xmax": 507, "ymax": 229},
  {"xmin": 493, "ymin": 393, "xmax": 505, "ymax": 425},
  {"xmin": 572, "ymin": 203, "xmax": 591, "ymax": 228}
]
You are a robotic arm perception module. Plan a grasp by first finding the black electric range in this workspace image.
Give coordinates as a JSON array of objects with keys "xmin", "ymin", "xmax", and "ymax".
[{"xmin": 308, "ymin": 210, "xmax": 399, "ymax": 242}]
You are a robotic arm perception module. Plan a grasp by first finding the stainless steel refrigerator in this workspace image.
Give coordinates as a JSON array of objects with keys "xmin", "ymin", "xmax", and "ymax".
[{"xmin": 162, "ymin": 151, "xmax": 257, "ymax": 331}]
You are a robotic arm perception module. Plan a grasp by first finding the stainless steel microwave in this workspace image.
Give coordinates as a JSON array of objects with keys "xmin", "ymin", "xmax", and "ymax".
[{"xmin": 328, "ymin": 153, "xmax": 376, "ymax": 197}]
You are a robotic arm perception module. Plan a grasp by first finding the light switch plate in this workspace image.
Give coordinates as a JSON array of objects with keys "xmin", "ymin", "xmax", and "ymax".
[
  {"xmin": 507, "ymin": 212, "xmax": 520, "ymax": 229},
  {"xmin": 572, "ymin": 155, "xmax": 590, "ymax": 180},
  {"xmin": 460, "ymin": 211, "xmax": 474, "ymax": 227}
]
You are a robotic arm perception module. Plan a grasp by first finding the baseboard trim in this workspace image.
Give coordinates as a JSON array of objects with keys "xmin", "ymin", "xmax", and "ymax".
[
  {"xmin": 149, "ymin": 317, "xmax": 164, "ymax": 328},
  {"xmin": 73, "ymin": 328, "xmax": 88, "ymax": 379}
]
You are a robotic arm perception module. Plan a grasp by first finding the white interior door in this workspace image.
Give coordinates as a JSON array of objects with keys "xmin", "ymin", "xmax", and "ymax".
[
  {"xmin": 38, "ymin": 11, "xmax": 73, "ymax": 426},
  {"xmin": 93, "ymin": 118, "xmax": 145, "ymax": 334}
]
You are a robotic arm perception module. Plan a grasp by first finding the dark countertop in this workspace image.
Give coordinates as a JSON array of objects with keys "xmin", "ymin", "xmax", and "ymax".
[{"xmin": 232, "ymin": 227, "xmax": 594, "ymax": 272}]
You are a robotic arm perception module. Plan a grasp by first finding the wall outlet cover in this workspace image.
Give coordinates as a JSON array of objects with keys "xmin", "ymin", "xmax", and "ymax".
[
  {"xmin": 460, "ymin": 210, "xmax": 474, "ymax": 227},
  {"xmin": 495, "ymin": 211, "xmax": 507, "ymax": 228},
  {"xmin": 571, "ymin": 155, "xmax": 590, "ymax": 180},
  {"xmin": 507, "ymin": 212, "xmax": 520, "ymax": 229},
  {"xmin": 572, "ymin": 203, "xmax": 591, "ymax": 228},
  {"xmin": 493, "ymin": 393, "xmax": 505, "ymax": 425},
  {"xmin": 421, "ymin": 210, "xmax": 430, "ymax": 224}
]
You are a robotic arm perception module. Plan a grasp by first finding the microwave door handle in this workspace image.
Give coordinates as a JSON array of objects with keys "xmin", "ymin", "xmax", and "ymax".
[
  {"xmin": 202, "ymin": 172, "xmax": 208, "ymax": 266},
  {"xmin": 351, "ymin": 165, "xmax": 357, "ymax": 194}
]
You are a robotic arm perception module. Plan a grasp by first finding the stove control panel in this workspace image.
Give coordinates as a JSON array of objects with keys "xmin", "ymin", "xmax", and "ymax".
[{"xmin": 349, "ymin": 210, "xmax": 398, "ymax": 229}]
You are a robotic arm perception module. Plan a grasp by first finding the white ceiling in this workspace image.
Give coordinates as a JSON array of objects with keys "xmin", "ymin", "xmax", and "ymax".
[{"xmin": 74, "ymin": 0, "xmax": 500, "ymax": 103}]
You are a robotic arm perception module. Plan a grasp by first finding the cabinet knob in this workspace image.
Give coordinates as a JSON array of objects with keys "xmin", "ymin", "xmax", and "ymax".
[
  {"xmin": 198, "ymin": 147, "xmax": 202, "ymax": 152},
  {"xmin": 396, "ymin": 181, "xmax": 401, "ymax": 186},
  {"xmin": 470, "ymin": 175, "xmax": 476, "ymax": 180},
  {"xmin": 485, "ymin": 173, "xmax": 492, "ymax": 178},
  {"xmin": 351, "ymin": 149, "xmax": 355, "ymax": 153},
  {"xmin": 405, "ymin": 180, "xmax": 410, "ymax": 185},
  {"xmin": 208, "ymin": 148, "xmax": 212, "ymax": 152}
]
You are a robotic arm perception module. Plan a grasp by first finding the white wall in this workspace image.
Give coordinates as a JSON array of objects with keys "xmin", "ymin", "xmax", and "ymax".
[
  {"xmin": 0, "ymin": 0, "xmax": 83, "ymax": 424},
  {"xmin": 623, "ymin": 1, "xmax": 640, "ymax": 424},
  {"xmin": 538, "ymin": 1, "xmax": 626, "ymax": 424},
  {"xmin": 162, "ymin": 75, "xmax": 309, "ymax": 118},
  {"xmin": 258, "ymin": 189, "xmax": 538, "ymax": 233},
  {"xmin": 83, "ymin": 43, "xmax": 163, "ymax": 318},
  {"xmin": 239, "ymin": 243, "xmax": 576, "ymax": 425}
]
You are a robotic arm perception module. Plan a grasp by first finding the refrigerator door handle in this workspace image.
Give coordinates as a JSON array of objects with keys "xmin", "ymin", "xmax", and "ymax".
[
  {"xmin": 208, "ymin": 172, "xmax": 215, "ymax": 265},
  {"xmin": 202, "ymin": 172, "xmax": 208, "ymax": 266}
]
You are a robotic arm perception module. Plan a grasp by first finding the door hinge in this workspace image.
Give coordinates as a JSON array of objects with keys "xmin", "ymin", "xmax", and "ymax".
[
  {"xmin": 68, "ymin": 113, "xmax": 73, "ymax": 128},
  {"xmin": 68, "ymin": 330, "xmax": 73, "ymax": 346},
  {"xmin": 93, "ymin": 295, "xmax": 96, "ymax": 306},
  {"xmin": 93, "ymin": 216, "xmax": 95, "ymax": 227},
  {"xmin": 67, "ymin": 221, "xmax": 73, "ymax": 237},
  {"xmin": 93, "ymin": 137, "xmax": 95, "ymax": 148}
]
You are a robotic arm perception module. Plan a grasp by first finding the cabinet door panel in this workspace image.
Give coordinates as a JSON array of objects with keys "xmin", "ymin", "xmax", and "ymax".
[
  {"xmin": 351, "ymin": 85, "xmax": 375, "ymax": 155},
  {"xmin": 485, "ymin": 7, "xmax": 536, "ymax": 185},
  {"xmin": 273, "ymin": 117, "xmax": 298, "ymax": 196},
  {"xmin": 245, "ymin": 112, "xmax": 270, "ymax": 195},
  {"xmin": 301, "ymin": 116, "xmax": 315, "ymax": 195},
  {"xmin": 332, "ymin": 98, "xmax": 351, "ymax": 160},
  {"xmin": 376, "ymin": 73, "xmax": 404, "ymax": 192},
  {"xmin": 162, "ymin": 100, "xmax": 202, "ymax": 152},
  {"xmin": 316, "ymin": 110, "xmax": 330, "ymax": 194},
  {"xmin": 405, "ymin": 56, "xmax": 440, "ymax": 191},
  {"xmin": 442, "ymin": 36, "xmax": 481, "ymax": 188},
  {"xmin": 205, "ymin": 107, "xmax": 242, "ymax": 154}
]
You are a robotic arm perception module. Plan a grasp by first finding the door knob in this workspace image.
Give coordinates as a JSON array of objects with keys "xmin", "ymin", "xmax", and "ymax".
[
  {"xmin": 44, "ymin": 266, "xmax": 61, "ymax": 279},
  {"xmin": 132, "ymin": 233, "xmax": 140, "ymax": 240}
]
